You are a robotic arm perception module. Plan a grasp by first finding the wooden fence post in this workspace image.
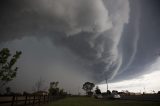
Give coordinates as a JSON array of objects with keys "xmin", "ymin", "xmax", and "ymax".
[
  {"xmin": 47, "ymin": 95, "xmax": 49, "ymax": 103},
  {"xmin": 43, "ymin": 96, "xmax": 45, "ymax": 103},
  {"xmin": 38, "ymin": 96, "xmax": 41, "ymax": 105},
  {"xmin": 15, "ymin": 96, "xmax": 18, "ymax": 105},
  {"xmin": 33, "ymin": 96, "xmax": 35, "ymax": 105},
  {"xmin": 11, "ymin": 96, "xmax": 15, "ymax": 106},
  {"xmin": 25, "ymin": 96, "xmax": 27, "ymax": 105}
]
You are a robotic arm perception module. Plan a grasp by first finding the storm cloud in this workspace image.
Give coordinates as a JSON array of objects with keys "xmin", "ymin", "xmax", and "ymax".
[
  {"xmin": 0, "ymin": 0, "xmax": 130, "ymax": 80},
  {"xmin": 0, "ymin": 0, "xmax": 160, "ymax": 93}
]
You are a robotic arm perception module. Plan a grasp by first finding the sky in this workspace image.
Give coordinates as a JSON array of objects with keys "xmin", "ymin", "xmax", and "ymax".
[
  {"xmin": 99, "ymin": 57, "xmax": 160, "ymax": 93},
  {"xmin": 0, "ymin": 0, "xmax": 160, "ymax": 94}
]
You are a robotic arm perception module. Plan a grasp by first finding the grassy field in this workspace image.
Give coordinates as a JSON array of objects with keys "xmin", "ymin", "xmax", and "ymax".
[{"xmin": 42, "ymin": 96, "xmax": 160, "ymax": 106}]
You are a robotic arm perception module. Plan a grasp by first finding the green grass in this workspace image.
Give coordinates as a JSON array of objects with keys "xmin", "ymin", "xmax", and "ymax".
[{"xmin": 42, "ymin": 97, "xmax": 160, "ymax": 106}]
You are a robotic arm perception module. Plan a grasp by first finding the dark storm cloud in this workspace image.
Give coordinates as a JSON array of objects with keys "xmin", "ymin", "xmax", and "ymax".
[
  {"xmin": 0, "ymin": 0, "xmax": 159, "ymax": 91},
  {"xmin": 113, "ymin": 0, "xmax": 160, "ymax": 81},
  {"xmin": 0, "ymin": 0, "xmax": 130, "ymax": 84}
]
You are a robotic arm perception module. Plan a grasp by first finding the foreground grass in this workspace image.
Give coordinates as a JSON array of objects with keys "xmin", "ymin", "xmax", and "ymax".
[{"xmin": 42, "ymin": 96, "xmax": 160, "ymax": 106}]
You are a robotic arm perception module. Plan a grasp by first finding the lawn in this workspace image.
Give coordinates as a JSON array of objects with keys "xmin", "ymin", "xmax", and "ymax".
[{"xmin": 42, "ymin": 96, "xmax": 160, "ymax": 106}]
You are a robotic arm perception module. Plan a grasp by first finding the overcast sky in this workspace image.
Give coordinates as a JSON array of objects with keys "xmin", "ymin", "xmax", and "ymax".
[{"xmin": 0, "ymin": 0, "xmax": 160, "ymax": 94}]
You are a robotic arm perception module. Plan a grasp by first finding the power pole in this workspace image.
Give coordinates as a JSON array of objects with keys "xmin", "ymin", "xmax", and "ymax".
[{"xmin": 105, "ymin": 78, "xmax": 108, "ymax": 92}]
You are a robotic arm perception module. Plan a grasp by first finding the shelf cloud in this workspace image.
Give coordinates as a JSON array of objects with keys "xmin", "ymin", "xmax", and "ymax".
[{"xmin": 0, "ymin": 0, "xmax": 160, "ymax": 93}]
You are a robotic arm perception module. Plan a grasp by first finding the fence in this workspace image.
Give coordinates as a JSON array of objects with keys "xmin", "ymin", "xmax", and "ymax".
[{"xmin": 0, "ymin": 95, "xmax": 65, "ymax": 106}]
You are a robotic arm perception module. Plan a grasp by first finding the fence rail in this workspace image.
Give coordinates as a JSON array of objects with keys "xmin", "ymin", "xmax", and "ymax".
[{"xmin": 0, "ymin": 95, "xmax": 65, "ymax": 106}]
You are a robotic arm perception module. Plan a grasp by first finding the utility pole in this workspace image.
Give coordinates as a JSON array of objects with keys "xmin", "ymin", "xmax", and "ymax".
[{"xmin": 105, "ymin": 78, "xmax": 108, "ymax": 92}]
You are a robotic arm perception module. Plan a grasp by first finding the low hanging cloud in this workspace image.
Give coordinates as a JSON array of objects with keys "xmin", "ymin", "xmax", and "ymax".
[{"xmin": 0, "ymin": 0, "xmax": 130, "ymax": 83}]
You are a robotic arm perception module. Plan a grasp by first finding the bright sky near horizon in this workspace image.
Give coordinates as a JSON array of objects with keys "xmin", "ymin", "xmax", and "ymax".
[{"xmin": 99, "ymin": 58, "xmax": 160, "ymax": 93}]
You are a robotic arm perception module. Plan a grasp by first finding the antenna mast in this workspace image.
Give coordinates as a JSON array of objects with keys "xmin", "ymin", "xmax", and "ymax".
[{"xmin": 105, "ymin": 78, "xmax": 108, "ymax": 92}]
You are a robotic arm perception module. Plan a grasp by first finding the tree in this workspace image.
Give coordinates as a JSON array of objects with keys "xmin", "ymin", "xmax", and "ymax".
[
  {"xmin": 0, "ymin": 48, "xmax": 22, "ymax": 88},
  {"xmin": 50, "ymin": 81, "xmax": 59, "ymax": 88},
  {"xmin": 49, "ymin": 81, "xmax": 60, "ymax": 96},
  {"xmin": 59, "ymin": 89, "xmax": 67, "ymax": 96},
  {"xmin": 112, "ymin": 90, "xmax": 118, "ymax": 94},
  {"xmin": 106, "ymin": 90, "xmax": 111, "ymax": 95},
  {"xmin": 82, "ymin": 82, "xmax": 95, "ymax": 96},
  {"xmin": 95, "ymin": 86, "xmax": 101, "ymax": 94},
  {"xmin": 32, "ymin": 78, "xmax": 45, "ymax": 92}
]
